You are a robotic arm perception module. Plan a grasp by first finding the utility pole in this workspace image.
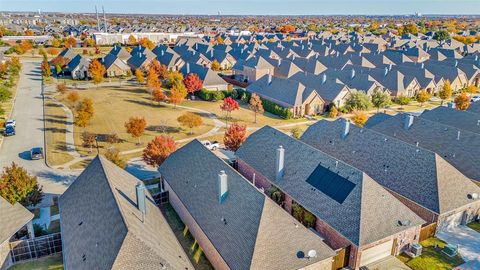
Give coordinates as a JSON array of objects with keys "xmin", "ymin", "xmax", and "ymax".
[
  {"xmin": 102, "ymin": 6, "xmax": 107, "ymax": 33},
  {"xmin": 95, "ymin": 6, "xmax": 100, "ymax": 32}
]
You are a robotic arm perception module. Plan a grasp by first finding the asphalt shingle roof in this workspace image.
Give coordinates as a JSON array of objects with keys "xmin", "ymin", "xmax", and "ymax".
[
  {"xmin": 60, "ymin": 156, "xmax": 193, "ymax": 270},
  {"xmin": 301, "ymin": 119, "xmax": 480, "ymax": 215},
  {"xmin": 159, "ymin": 140, "xmax": 335, "ymax": 270},
  {"xmin": 236, "ymin": 126, "xmax": 424, "ymax": 247},
  {"xmin": 421, "ymin": 106, "xmax": 480, "ymax": 135},
  {"xmin": 0, "ymin": 196, "xmax": 33, "ymax": 244}
]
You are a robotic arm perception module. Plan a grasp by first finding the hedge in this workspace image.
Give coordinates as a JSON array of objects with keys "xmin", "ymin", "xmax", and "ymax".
[
  {"xmin": 236, "ymin": 89, "xmax": 293, "ymax": 119},
  {"xmin": 197, "ymin": 89, "xmax": 241, "ymax": 101}
]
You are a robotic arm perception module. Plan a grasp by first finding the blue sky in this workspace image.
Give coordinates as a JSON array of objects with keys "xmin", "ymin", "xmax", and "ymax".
[{"xmin": 1, "ymin": 0, "xmax": 479, "ymax": 15}]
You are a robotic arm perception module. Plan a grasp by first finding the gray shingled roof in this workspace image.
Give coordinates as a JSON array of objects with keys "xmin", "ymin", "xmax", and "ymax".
[
  {"xmin": 366, "ymin": 113, "xmax": 480, "ymax": 183},
  {"xmin": 246, "ymin": 76, "xmax": 319, "ymax": 108},
  {"xmin": 301, "ymin": 119, "xmax": 480, "ymax": 215},
  {"xmin": 236, "ymin": 126, "xmax": 424, "ymax": 247},
  {"xmin": 0, "ymin": 196, "xmax": 33, "ymax": 244},
  {"xmin": 421, "ymin": 106, "xmax": 480, "ymax": 135},
  {"xmin": 159, "ymin": 140, "xmax": 335, "ymax": 270},
  {"xmin": 60, "ymin": 156, "xmax": 193, "ymax": 270},
  {"xmin": 468, "ymin": 102, "xmax": 480, "ymax": 115}
]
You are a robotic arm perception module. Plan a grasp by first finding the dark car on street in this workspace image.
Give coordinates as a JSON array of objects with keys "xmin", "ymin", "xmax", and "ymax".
[
  {"xmin": 30, "ymin": 147, "xmax": 44, "ymax": 160},
  {"xmin": 4, "ymin": 125, "xmax": 15, "ymax": 136}
]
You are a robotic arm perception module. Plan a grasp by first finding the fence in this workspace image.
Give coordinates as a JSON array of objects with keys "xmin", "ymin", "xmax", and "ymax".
[
  {"xmin": 419, "ymin": 223, "xmax": 437, "ymax": 242},
  {"xmin": 9, "ymin": 233, "xmax": 62, "ymax": 263}
]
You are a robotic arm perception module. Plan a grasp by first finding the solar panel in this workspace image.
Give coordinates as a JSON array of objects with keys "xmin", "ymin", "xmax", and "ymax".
[{"xmin": 306, "ymin": 164, "xmax": 356, "ymax": 204}]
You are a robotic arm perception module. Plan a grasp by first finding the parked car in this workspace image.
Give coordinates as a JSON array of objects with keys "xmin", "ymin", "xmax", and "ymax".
[
  {"xmin": 202, "ymin": 140, "xmax": 220, "ymax": 150},
  {"xmin": 30, "ymin": 147, "xmax": 44, "ymax": 160},
  {"xmin": 4, "ymin": 125, "xmax": 15, "ymax": 136},
  {"xmin": 471, "ymin": 95, "xmax": 480, "ymax": 103},
  {"xmin": 5, "ymin": 119, "xmax": 16, "ymax": 127}
]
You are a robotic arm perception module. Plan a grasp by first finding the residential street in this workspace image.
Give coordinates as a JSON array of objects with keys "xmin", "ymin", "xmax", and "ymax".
[{"xmin": 0, "ymin": 61, "xmax": 78, "ymax": 194}]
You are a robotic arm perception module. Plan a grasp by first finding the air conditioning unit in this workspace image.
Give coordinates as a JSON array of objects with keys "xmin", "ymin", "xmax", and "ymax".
[{"xmin": 411, "ymin": 243, "xmax": 422, "ymax": 257}]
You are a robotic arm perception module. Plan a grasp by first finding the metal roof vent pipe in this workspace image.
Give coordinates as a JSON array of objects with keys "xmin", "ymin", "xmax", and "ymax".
[
  {"xmin": 457, "ymin": 131, "xmax": 461, "ymax": 141},
  {"xmin": 268, "ymin": 71, "xmax": 272, "ymax": 85},
  {"xmin": 186, "ymin": 63, "xmax": 190, "ymax": 74},
  {"xmin": 135, "ymin": 183, "xmax": 147, "ymax": 221},
  {"xmin": 404, "ymin": 114, "xmax": 414, "ymax": 130},
  {"xmin": 447, "ymin": 102, "xmax": 455, "ymax": 109},
  {"xmin": 278, "ymin": 58, "xmax": 282, "ymax": 67},
  {"xmin": 350, "ymin": 69, "xmax": 355, "ymax": 79},
  {"xmin": 218, "ymin": 170, "xmax": 228, "ymax": 204},
  {"xmin": 322, "ymin": 73, "xmax": 327, "ymax": 84},
  {"xmin": 384, "ymin": 66, "xmax": 389, "ymax": 76},
  {"xmin": 275, "ymin": 145, "xmax": 285, "ymax": 181},
  {"xmin": 342, "ymin": 120, "xmax": 350, "ymax": 138}
]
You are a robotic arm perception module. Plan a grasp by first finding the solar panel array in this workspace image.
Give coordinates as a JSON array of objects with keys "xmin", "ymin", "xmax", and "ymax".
[{"xmin": 306, "ymin": 164, "xmax": 356, "ymax": 204}]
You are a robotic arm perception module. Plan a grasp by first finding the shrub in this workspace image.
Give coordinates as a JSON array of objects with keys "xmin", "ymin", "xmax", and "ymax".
[
  {"xmin": 292, "ymin": 202, "xmax": 316, "ymax": 228},
  {"xmin": 261, "ymin": 98, "xmax": 293, "ymax": 119},
  {"xmin": 198, "ymin": 89, "xmax": 226, "ymax": 101}
]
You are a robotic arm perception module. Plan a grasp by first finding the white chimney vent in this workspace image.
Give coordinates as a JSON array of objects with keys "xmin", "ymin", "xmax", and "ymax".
[
  {"xmin": 350, "ymin": 69, "xmax": 355, "ymax": 79},
  {"xmin": 275, "ymin": 145, "xmax": 285, "ymax": 181},
  {"xmin": 322, "ymin": 73, "xmax": 327, "ymax": 84},
  {"xmin": 457, "ymin": 131, "xmax": 461, "ymax": 141},
  {"xmin": 218, "ymin": 170, "xmax": 228, "ymax": 203},
  {"xmin": 268, "ymin": 71, "xmax": 272, "ymax": 85},
  {"xmin": 136, "ymin": 183, "xmax": 147, "ymax": 216},
  {"xmin": 404, "ymin": 114, "xmax": 414, "ymax": 130},
  {"xmin": 186, "ymin": 63, "xmax": 190, "ymax": 74},
  {"xmin": 342, "ymin": 120, "xmax": 350, "ymax": 138}
]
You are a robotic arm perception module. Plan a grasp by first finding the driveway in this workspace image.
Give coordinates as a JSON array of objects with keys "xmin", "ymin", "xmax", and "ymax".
[
  {"xmin": 365, "ymin": 256, "xmax": 411, "ymax": 270},
  {"xmin": 0, "ymin": 61, "xmax": 78, "ymax": 194},
  {"xmin": 436, "ymin": 225, "xmax": 480, "ymax": 269}
]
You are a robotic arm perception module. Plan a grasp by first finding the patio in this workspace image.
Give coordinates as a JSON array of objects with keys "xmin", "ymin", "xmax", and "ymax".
[{"xmin": 436, "ymin": 225, "xmax": 480, "ymax": 269}]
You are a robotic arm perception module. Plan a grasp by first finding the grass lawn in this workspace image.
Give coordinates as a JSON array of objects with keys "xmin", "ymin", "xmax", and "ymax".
[
  {"xmin": 8, "ymin": 254, "xmax": 63, "ymax": 270},
  {"xmin": 48, "ymin": 220, "xmax": 61, "ymax": 233},
  {"xmin": 397, "ymin": 237, "xmax": 464, "ymax": 270},
  {"xmin": 467, "ymin": 221, "xmax": 480, "ymax": 233},
  {"xmin": 183, "ymin": 99, "xmax": 307, "ymax": 128},
  {"xmin": 161, "ymin": 204, "xmax": 213, "ymax": 270},
  {"xmin": 69, "ymin": 158, "xmax": 93, "ymax": 170},
  {"xmin": 58, "ymin": 85, "xmax": 215, "ymax": 157},
  {"xmin": 44, "ymin": 94, "xmax": 74, "ymax": 166}
]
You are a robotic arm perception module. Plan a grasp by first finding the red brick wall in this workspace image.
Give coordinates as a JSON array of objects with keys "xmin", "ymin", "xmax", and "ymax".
[{"xmin": 164, "ymin": 181, "xmax": 229, "ymax": 270}]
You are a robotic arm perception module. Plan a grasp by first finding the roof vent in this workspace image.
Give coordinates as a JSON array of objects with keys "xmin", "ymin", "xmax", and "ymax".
[
  {"xmin": 342, "ymin": 120, "xmax": 350, "ymax": 138},
  {"xmin": 322, "ymin": 73, "xmax": 327, "ymax": 84},
  {"xmin": 404, "ymin": 114, "xmax": 414, "ymax": 130},
  {"xmin": 447, "ymin": 102, "xmax": 455, "ymax": 109},
  {"xmin": 350, "ymin": 69, "xmax": 355, "ymax": 79},
  {"xmin": 467, "ymin": 193, "xmax": 479, "ymax": 200},
  {"xmin": 275, "ymin": 145, "xmax": 285, "ymax": 181},
  {"xmin": 186, "ymin": 63, "xmax": 190, "ymax": 74},
  {"xmin": 398, "ymin": 220, "xmax": 411, "ymax": 226},
  {"xmin": 457, "ymin": 131, "xmax": 461, "ymax": 141},
  {"xmin": 136, "ymin": 183, "xmax": 147, "ymax": 218},
  {"xmin": 218, "ymin": 170, "xmax": 228, "ymax": 204}
]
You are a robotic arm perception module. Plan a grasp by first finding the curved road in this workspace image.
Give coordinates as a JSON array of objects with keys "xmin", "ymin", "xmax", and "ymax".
[{"xmin": 0, "ymin": 61, "xmax": 78, "ymax": 194}]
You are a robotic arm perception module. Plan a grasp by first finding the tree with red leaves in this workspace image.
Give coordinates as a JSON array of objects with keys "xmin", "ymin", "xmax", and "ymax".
[
  {"xmin": 223, "ymin": 123, "xmax": 247, "ymax": 152},
  {"xmin": 183, "ymin": 73, "xmax": 203, "ymax": 94},
  {"xmin": 220, "ymin": 97, "xmax": 239, "ymax": 126},
  {"xmin": 142, "ymin": 135, "xmax": 176, "ymax": 168}
]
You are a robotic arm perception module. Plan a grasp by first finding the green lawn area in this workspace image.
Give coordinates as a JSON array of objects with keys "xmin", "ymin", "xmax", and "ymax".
[
  {"xmin": 397, "ymin": 237, "xmax": 464, "ymax": 270},
  {"xmin": 48, "ymin": 220, "xmax": 61, "ymax": 234},
  {"xmin": 9, "ymin": 254, "xmax": 63, "ymax": 270},
  {"xmin": 467, "ymin": 221, "xmax": 480, "ymax": 233},
  {"xmin": 161, "ymin": 204, "xmax": 213, "ymax": 270},
  {"xmin": 58, "ymin": 85, "xmax": 215, "ymax": 157}
]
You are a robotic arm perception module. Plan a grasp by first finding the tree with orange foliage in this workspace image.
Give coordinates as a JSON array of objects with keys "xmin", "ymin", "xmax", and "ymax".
[
  {"xmin": 66, "ymin": 91, "xmax": 80, "ymax": 104},
  {"xmin": 283, "ymin": 25, "xmax": 296, "ymax": 33},
  {"xmin": 24, "ymin": 29, "xmax": 33, "ymax": 36},
  {"xmin": 142, "ymin": 135, "xmax": 176, "ymax": 168},
  {"xmin": 135, "ymin": 69, "xmax": 144, "ymax": 84},
  {"xmin": 183, "ymin": 73, "xmax": 203, "ymax": 94},
  {"xmin": 351, "ymin": 111, "xmax": 368, "ymax": 127},
  {"xmin": 146, "ymin": 66, "xmax": 161, "ymax": 92},
  {"xmin": 224, "ymin": 123, "xmax": 247, "ymax": 152},
  {"xmin": 89, "ymin": 59, "xmax": 106, "ymax": 86},
  {"xmin": 150, "ymin": 59, "xmax": 168, "ymax": 80},
  {"xmin": 20, "ymin": 40, "xmax": 33, "ymax": 52},
  {"xmin": 152, "ymin": 88, "xmax": 165, "ymax": 104},
  {"xmin": 249, "ymin": 93, "xmax": 264, "ymax": 123},
  {"xmin": 138, "ymin": 37, "xmax": 155, "ymax": 49},
  {"xmin": 177, "ymin": 112, "xmax": 203, "ymax": 135},
  {"xmin": 64, "ymin": 36, "xmax": 77, "ymax": 48},
  {"xmin": 128, "ymin": 35, "xmax": 137, "ymax": 46},
  {"xmin": 46, "ymin": 47, "xmax": 59, "ymax": 56},
  {"xmin": 220, "ymin": 97, "xmax": 239, "ymax": 126},
  {"xmin": 125, "ymin": 117, "xmax": 147, "ymax": 145},
  {"xmin": 169, "ymin": 83, "xmax": 187, "ymax": 108},
  {"xmin": 56, "ymin": 83, "xmax": 67, "ymax": 94},
  {"xmin": 454, "ymin": 92, "xmax": 470, "ymax": 111},
  {"xmin": 41, "ymin": 59, "xmax": 51, "ymax": 78},
  {"xmin": 211, "ymin": 60, "xmax": 221, "ymax": 71}
]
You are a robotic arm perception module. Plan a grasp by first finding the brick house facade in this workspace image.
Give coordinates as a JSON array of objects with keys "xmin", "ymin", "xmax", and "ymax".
[{"xmin": 237, "ymin": 158, "xmax": 422, "ymax": 270}]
